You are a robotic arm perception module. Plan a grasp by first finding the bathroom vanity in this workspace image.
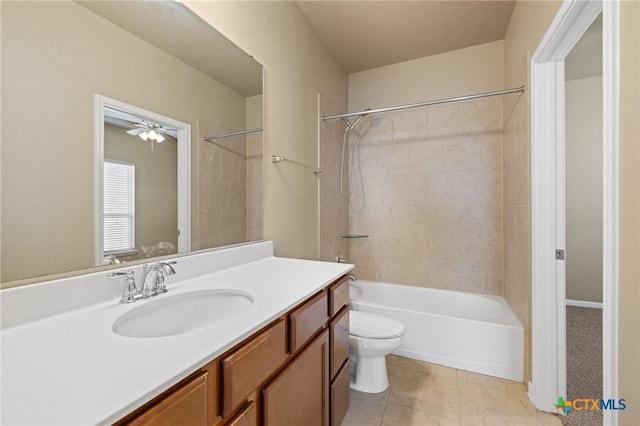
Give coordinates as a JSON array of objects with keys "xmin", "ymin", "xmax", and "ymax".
[{"xmin": 0, "ymin": 242, "xmax": 353, "ymax": 425}]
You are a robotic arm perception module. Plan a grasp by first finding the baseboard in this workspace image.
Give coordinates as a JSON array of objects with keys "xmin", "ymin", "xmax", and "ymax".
[
  {"xmin": 527, "ymin": 381, "xmax": 535, "ymax": 405},
  {"xmin": 565, "ymin": 299, "xmax": 603, "ymax": 309}
]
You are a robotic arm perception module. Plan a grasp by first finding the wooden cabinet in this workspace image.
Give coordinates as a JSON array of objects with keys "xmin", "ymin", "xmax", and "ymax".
[
  {"xmin": 329, "ymin": 276, "xmax": 351, "ymax": 426},
  {"xmin": 117, "ymin": 275, "xmax": 350, "ymax": 426},
  {"xmin": 262, "ymin": 329, "xmax": 329, "ymax": 426},
  {"xmin": 225, "ymin": 400, "xmax": 257, "ymax": 426},
  {"xmin": 118, "ymin": 371, "xmax": 208, "ymax": 426},
  {"xmin": 221, "ymin": 319, "xmax": 287, "ymax": 417},
  {"xmin": 288, "ymin": 290, "xmax": 328, "ymax": 354},
  {"xmin": 330, "ymin": 307, "xmax": 350, "ymax": 380},
  {"xmin": 329, "ymin": 276, "xmax": 350, "ymax": 317},
  {"xmin": 330, "ymin": 360, "xmax": 350, "ymax": 426}
]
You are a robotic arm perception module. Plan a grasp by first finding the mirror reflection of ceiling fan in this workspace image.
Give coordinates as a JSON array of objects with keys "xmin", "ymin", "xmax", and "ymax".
[{"xmin": 126, "ymin": 120, "xmax": 177, "ymax": 143}]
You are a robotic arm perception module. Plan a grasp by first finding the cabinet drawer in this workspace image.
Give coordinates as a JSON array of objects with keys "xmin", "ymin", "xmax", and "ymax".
[
  {"xmin": 222, "ymin": 319, "xmax": 287, "ymax": 417},
  {"xmin": 330, "ymin": 307, "xmax": 350, "ymax": 380},
  {"xmin": 289, "ymin": 290, "xmax": 328, "ymax": 354},
  {"xmin": 225, "ymin": 400, "xmax": 257, "ymax": 426},
  {"xmin": 329, "ymin": 276, "xmax": 350, "ymax": 317},
  {"xmin": 330, "ymin": 360, "xmax": 350, "ymax": 426},
  {"xmin": 125, "ymin": 371, "xmax": 208, "ymax": 426}
]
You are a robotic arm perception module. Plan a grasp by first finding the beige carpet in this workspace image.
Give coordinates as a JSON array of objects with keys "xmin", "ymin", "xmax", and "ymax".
[{"xmin": 561, "ymin": 305, "xmax": 602, "ymax": 426}]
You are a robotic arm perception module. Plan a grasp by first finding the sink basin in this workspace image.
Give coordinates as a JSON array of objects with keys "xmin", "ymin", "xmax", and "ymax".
[{"xmin": 112, "ymin": 289, "xmax": 254, "ymax": 338}]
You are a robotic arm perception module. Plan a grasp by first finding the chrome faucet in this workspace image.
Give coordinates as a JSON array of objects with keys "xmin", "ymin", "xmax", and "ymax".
[
  {"xmin": 141, "ymin": 261, "xmax": 177, "ymax": 298},
  {"xmin": 107, "ymin": 261, "xmax": 176, "ymax": 303}
]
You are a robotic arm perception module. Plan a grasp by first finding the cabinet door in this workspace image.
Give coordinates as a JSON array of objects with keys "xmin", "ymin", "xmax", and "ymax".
[
  {"xmin": 262, "ymin": 329, "xmax": 329, "ymax": 426},
  {"xmin": 330, "ymin": 360, "xmax": 350, "ymax": 426},
  {"xmin": 330, "ymin": 307, "xmax": 350, "ymax": 380},
  {"xmin": 125, "ymin": 372, "xmax": 208, "ymax": 426}
]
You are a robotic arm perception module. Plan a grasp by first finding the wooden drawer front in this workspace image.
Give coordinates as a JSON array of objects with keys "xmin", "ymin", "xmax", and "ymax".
[
  {"xmin": 329, "ymin": 276, "xmax": 350, "ymax": 317},
  {"xmin": 126, "ymin": 371, "xmax": 208, "ymax": 426},
  {"xmin": 222, "ymin": 319, "xmax": 287, "ymax": 417},
  {"xmin": 330, "ymin": 307, "xmax": 350, "ymax": 380},
  {"xmin": 330, "ymin": 360, "xmax": 350, "ymax": 426},
  {"xmin": 289, "ymin": 290, "xmax": 328, "ymax": 354},
  {"xmin": 225, "ymin": 400, "xmax": 257, "ymax": 426}
]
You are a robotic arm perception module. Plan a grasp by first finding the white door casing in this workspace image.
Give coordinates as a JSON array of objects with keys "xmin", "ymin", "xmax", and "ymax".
[{"xmin": 531, "ymin": 2, "xmax": 618, "ymax": 426}]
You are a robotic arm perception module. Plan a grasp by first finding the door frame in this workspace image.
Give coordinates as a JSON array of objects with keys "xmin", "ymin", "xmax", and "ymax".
[{"xmin": 530, "ymin": 0, "xmax": 619, "ymax": 424}]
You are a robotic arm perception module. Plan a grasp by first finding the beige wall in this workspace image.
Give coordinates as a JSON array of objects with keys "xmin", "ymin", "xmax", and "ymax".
[
  {"xmin": 346, "ymin": 42, "xmax": 504, "ymax": 293},
  {"xmin": 1, "ymin": 1, "xmax": 246, "ymax": 282},
  {"xmin": 185, "ymin": 1, "xmax": 348, "ymax": 260},
  {"xmin": 505, "ymin": 0, "xmax": 640, "ymax": 410},
  {"xmin": 618, "ymin": 1, "xmax": 640, "ymax": 423},
  {"xmin": 104, "ymin": 124, "xmax": 178, "ymax": 260},
  {"xmin": 503, "ymin": 0, "xmax": 562, "ymax": 384},
  {"xmin": 565, "ymin": 76, "xmax": 603, "ymax": 303},
  {"xmin": 349, "ymin": 40, "xmax": 504, "ymax": 111}
]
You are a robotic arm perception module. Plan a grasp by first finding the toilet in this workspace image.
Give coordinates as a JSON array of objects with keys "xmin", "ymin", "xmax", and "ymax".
[{"xmin": 349, "ymin": 310, "xmax": 405, "ymax": 393}]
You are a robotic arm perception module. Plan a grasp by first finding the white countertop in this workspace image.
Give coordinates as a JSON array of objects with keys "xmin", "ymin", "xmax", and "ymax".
[{"xmin": 0, "ymin": 243, "xmax": 352, "ymax": 425}]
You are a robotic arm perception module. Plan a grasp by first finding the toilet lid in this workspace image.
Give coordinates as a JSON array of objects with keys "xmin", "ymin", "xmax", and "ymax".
[{"xmin": 349, "ymin": 310, "xmax": 405, "ymax": 339}]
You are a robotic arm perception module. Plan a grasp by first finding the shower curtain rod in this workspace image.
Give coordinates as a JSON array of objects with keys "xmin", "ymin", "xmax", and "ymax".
[
  {"xmin": 322, "ymin": 86, "xmax": 525, "ymax": 121},
  {"xmin": 203, "ymin": 127, "xmax": 263, "ymax": 142}
]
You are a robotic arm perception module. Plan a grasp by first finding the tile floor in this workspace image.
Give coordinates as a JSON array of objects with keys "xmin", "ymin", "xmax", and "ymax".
[{"xmin": 342, "ymin": 355, "xmax": 563, "ymax": 426}]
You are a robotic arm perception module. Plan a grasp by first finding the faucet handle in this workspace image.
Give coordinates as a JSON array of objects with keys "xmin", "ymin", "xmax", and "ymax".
[
  {"xmin": 107, "ymin": 270, "xmax": 137, "ymax": 303},
  {"xmin": 155, "ymin": 261, "xmax": 176, "ymax": 294}
]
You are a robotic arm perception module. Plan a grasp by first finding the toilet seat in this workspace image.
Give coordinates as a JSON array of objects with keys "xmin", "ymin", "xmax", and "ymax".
[{"xmin": 350, "ymin": 310, "xmax": 405, "ymax": 339}]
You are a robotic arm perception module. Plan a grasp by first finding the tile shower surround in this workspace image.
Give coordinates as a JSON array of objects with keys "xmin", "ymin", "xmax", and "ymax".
[
  {"xmin": 348, "ymin": 98, "xmax": 504, "ymax": 295},
  {"xmin": 198, "ymin": 118, "xmax": 263, "ymax": 249},
  {"xmin": 319, "ymin": 93, "xmax": 350, "ymax": 262}
]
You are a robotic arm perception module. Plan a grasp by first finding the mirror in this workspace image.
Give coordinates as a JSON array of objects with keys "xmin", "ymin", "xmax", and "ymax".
[
  {"xmin": 98, "ymin": 97, "xmax": 190, "ymax": 265},
  {"xmin": 1, "ymin": 1, "xmax": 263, "ymax": 284}
]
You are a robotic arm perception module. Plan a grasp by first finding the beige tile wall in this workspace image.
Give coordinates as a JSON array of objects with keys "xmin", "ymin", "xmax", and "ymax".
[
  {"xmin": 246, "ymin": 131, "xmax": 263, "ymax": 242},
  {"xmin": 245, "ymin": 95, "xmax": 264, "ymax": 243},
  {"xmin": 197, "ymin": 119, "xmax": 247, "ymax": 249},
  {"xmin": 502, "ymin": 71, "xmax": 531, "ymax": 381},
  {"xmin": 319, "ymin": 94, "xmax": 349, "ymax": 262},
  {"xmin": 349, "ymin": 98, "xmax": 504, "ymax": 294},
  {"xmin": 503, "ymin": 0, "xmax": 562, "ymax": 385}
]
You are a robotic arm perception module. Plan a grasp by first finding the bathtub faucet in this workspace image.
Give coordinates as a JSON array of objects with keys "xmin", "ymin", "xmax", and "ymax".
[{"xmin": 347, "ymin": 274, "xmax": 357, "ymax": 283}]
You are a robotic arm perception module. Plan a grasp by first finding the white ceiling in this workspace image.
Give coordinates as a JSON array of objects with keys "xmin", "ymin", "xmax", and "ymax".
[{"xmin": 297, "ymin": 1, "xmax": 516, "ymax": 74}]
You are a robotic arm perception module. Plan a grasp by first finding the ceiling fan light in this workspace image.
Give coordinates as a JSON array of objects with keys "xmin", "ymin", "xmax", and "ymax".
[
  {"xmin": 156, "ymin": 134, "xmax": 165, "ymax": 142},
  {"xmin": 148, "ymin": 130, "xmax": 158, "ymax": 140},
  {"xmin": 139, "ymin": 130, "xmax": 149, "ymax": 141}
]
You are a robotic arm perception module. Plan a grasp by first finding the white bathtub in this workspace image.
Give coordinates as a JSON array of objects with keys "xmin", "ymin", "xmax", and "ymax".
[{"xmin": 350, "ymin": 280, "xmax": 524, "ymax": 382}]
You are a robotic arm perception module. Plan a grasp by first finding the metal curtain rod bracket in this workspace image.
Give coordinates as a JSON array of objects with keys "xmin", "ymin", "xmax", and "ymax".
[
  {"xmin": 322, "ymin": 86, "xmax": 525, "ymax": 121},
  {"xmin": 203, "ymin": 127, "xmax": 263, "ymax": 141}
]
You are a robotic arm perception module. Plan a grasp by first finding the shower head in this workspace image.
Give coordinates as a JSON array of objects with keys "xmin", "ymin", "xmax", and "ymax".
[{"xmin": 345, "ymin": 108, "xmax": 372, "ymax": 131}]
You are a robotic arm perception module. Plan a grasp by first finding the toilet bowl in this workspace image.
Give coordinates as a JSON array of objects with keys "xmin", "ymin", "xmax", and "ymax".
[{"xmin": 349, "ymin": 310, "xmax": 405, "ymax": 393}]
